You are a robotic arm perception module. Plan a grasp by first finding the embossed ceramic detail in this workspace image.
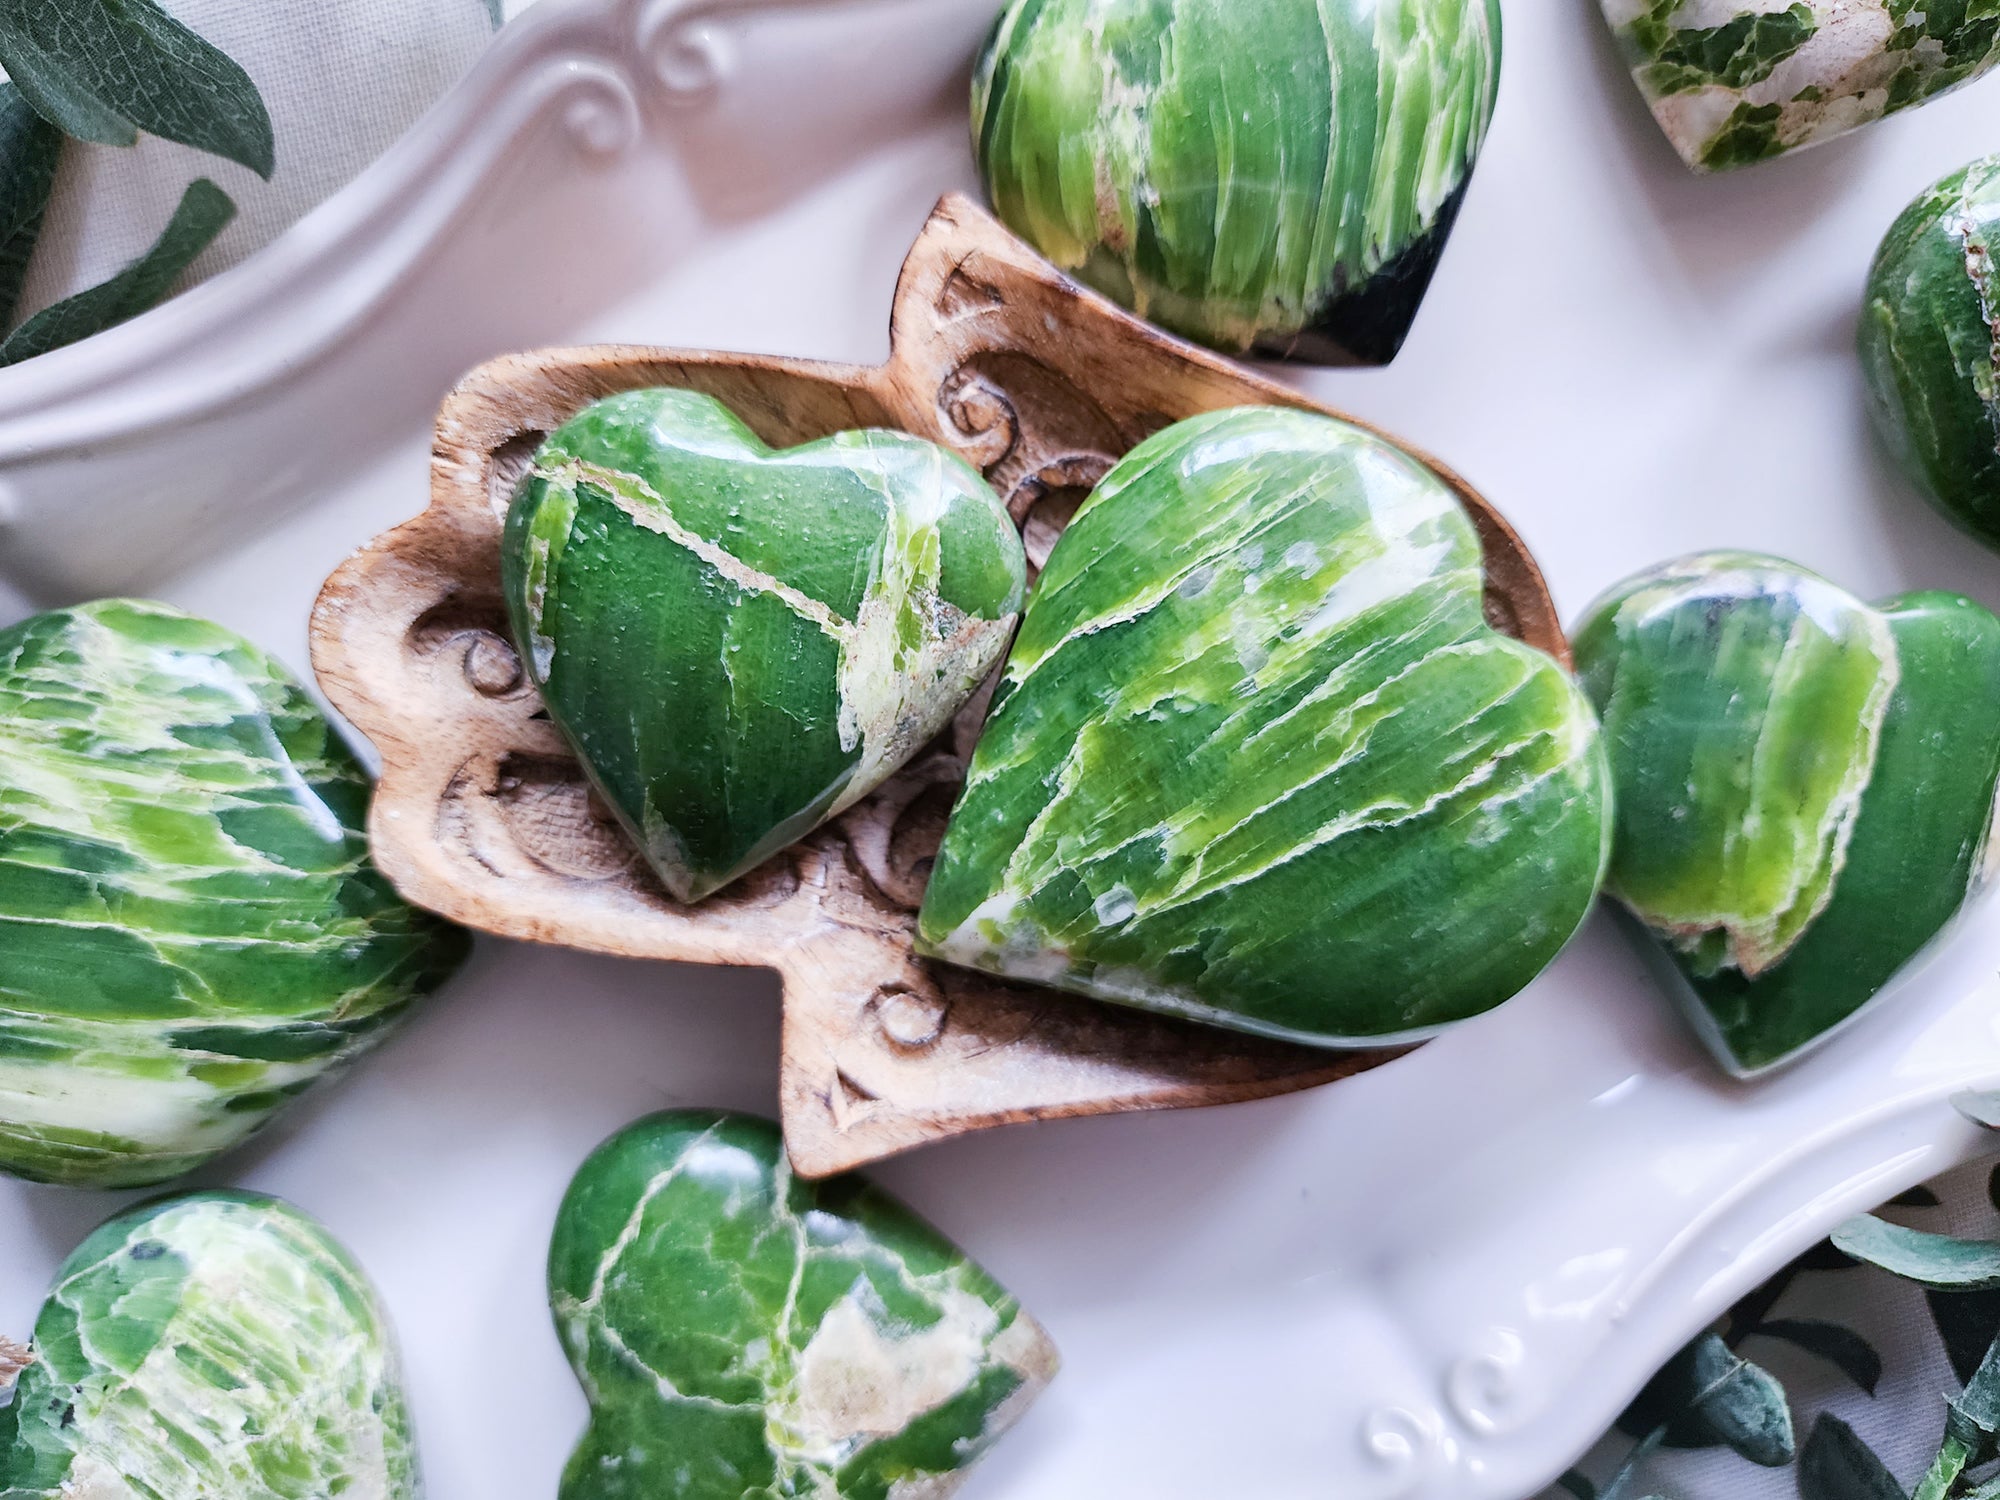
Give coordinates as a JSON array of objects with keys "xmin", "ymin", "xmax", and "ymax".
[
  {"xmin": 310, "ymin": 194, "xmax": 1568, "ymax": 1178},
  {"xmin": 0, "ymin": 1192, "xmax": 418, "ymax": 1499},
  {"xmin": 1574, "ymin": 552, "xmax": 2000, "ymax": 1073},
  {"xmin": 0, "ymin": 0, "xmax": 1006, "ymax": 598},
  {"xmin": 973, "ymin": 0, "xmax": 1501, "ymax": 364},
  {"xmin": 501, "ymin": 387, "xmax": 1026, "ymax": 903},
  {"xmin": 1600, "ymin": 0, "xmax": 2000, "ymax": 170},
  {"xmin": 549, "ymin": 1111, "xmax": 1056, "ymax": 1500},
  {"xmin": 917, "ymin": 407, "xmax": 1611, "ymax": 1047}
]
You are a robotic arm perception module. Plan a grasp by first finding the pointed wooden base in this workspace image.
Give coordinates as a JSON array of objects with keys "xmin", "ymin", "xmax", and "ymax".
[{"xmin": 308, "ymin": 193, "xmax": 1569, "ymax": 1178}]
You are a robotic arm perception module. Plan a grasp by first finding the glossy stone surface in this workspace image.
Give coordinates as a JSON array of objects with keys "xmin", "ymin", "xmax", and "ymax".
[
  {"xmin": 916, "ymin": 407, "xmax": 1611, "ymax": 1047},
  {"xmin": 503, "ymin": 388, "xmax": 1027, "ymax": 904},
  {"xmin": 0, "ymin": 600, "xmax": 466, "ymax": 1189},
  {"xmin": 1575, "ymin": 554, "xmax": 2000, "ymax": 1074},
  {"xmin": 0, "ymin": 1191, "xmax": 419, "ymax": 1498},
  {"xmin": 548, "ymin": 1111, "xmax": 1056, "ymax": 1500},
  {"xmin": 1603, "ymin": 0, "xmax": 2000, "ymax": 171},
  {"xmin": 1862, "ymin": 154, "xmax": 2000, "ymax": 550},
  {"xmin": 971, "ymin": 0, "xmax": 1501, "ymax": 365}
]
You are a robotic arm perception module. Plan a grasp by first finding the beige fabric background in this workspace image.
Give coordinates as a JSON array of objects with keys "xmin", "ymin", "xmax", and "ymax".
[{"xmin": 11, "ymin": 0, "xmax": 509, "ymax": 321}]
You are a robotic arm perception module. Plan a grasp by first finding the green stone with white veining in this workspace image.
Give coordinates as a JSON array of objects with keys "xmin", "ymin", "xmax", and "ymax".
[
  {"xmin": 0, "ymin": 1191, "xmax": 419, "ymax": 1499},
  {"xmin": 1602, "ymin": 0, "xmax": 2000, "ymax": 171},
  {"xmin": 1576, "ymin": 554, "xmax": 1898, "ymax": 978},
  {"xmin": 972, "ymin": 0, "xmax": 1501, "ymax": 364},
  {"xmin": 916, "ymin": 407, "xmax": 1612, "ymax": 1047},
  {"xmin": 1862, "ymin": 154, "xmax": 2000, "ymax": 551},
  {"xmin": 548, "ymin": 1112, "xmax": 1057, "ymax": 1500},
  {"xmin": 0, "ymin": 601, "xmax": 467, "ymax": 1189},
  {"xmin": 1575, "ymin": 555, "xmax": 2000, "ymax": 1073},
  {"xmin": 502, "ymin": 389, "xmax": 1027, "ymax": 904}
]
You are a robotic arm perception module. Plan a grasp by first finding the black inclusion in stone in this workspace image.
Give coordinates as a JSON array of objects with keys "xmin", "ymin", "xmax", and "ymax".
[{"xmin": 1257, "ymin": 176, "xmax": 1475, "ymax": 367}]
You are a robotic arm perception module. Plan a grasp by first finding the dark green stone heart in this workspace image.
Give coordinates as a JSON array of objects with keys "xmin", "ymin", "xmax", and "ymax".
[
  {"xmin": 973, "ymin": 0, "xmax": 1500, "ymax": 364},
  {"xmin": 547, "ymin": 1111, "xmax": 1057, "ymax": 1500},
  {"xmin": 1574, "ymin": 553, "xmax": 2000, "ymax": 1074},
  {"xmin": 916, "ymin": 407, "xmax": 1611, "ymax": 1046},
  {"xmin": 0, "ymin": 600, "xmax": 466, "ymax": 1188},
  {"xmin": 1862, "ymin": 154, "xmax": 2000, "ymax": 551},
  {"xmin": 0, "ymin": 1192, "xmax": 418, "ymax": 1498},
  {"xmin": 502, "ymin": 389, "xmax": 1027, "ymax": 904}
]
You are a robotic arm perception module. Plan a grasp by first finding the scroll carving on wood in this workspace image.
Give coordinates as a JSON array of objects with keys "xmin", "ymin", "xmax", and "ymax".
[{"xmin": 309, "ymin": 192, "xmax": 1570, "ymax": 1178}]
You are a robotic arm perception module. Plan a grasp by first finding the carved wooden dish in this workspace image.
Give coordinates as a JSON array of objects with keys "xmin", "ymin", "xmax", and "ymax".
[{"xmin": 310, "ymin": 193, "xmax": 1570, "ymax": 1179}]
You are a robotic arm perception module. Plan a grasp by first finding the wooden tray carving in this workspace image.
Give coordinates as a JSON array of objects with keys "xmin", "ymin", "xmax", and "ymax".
[{"xmin": 309, "ymin": 193, "xmax": 1569, "ymax": 1178}]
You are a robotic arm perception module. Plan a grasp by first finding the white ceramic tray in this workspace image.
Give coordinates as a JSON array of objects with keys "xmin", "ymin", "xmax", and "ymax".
[{"xmin": 6, "ymin": 1, "xmax": 2000, "ymax": 1497}]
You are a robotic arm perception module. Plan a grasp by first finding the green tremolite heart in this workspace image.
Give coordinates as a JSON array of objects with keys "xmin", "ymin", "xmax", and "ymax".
[
  {"xmin": 1602, "ymin": 1, "xmax": 2000, "ymax": 171},
  {"xmin": 548, "ymin": 1112, "xmax": 1058, "ymax": 1500},
  {"xmin": 502, "ymin": 389, "xmax": 1028, "ymax": 904},
  {"xmin": 915, "ymin": 406, "xmax": 1612, "ymax": 1047},
  {"xmin": 1862, "ymin": 155, "xmax": 2000, "ymax": 552},
  {"xmin": 0, "ymin": 600, "xmax": 467, "ymax": 1189},
  {"xmin": 0, "ymin": 1192, "xmax": 419, "ymax": 1499},
  {"xmin": 972, "ymin": 0, "xmax": 1501, "ymax": 365},
  {"xmin": 1574, "ymin": 553, "xmax": 2000, "ymax": 1074}
]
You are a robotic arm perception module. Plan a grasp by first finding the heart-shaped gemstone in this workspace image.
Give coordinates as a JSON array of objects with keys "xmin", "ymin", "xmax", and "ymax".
[
  {"xmin": 0, "ymin": 600, "xmax": 466, "ymax": 1188},
  {"xmin": 548, "ymin": 1111, "xmax": 1057, "ymax": 1500},
  {"xmin": 1574, "ymin": 553, "xmax": 2000, "ymax": 1074},
  {"xmin": 0, "ymin": 1192, "xmax": 419, "ymax": 1498},
  {"xmin": 972, "ymin": 0, "xmax": 1500, "ymax": 364},
  {"xmin": 503, "ymin": 389, "xmax": 1027, "ymax": 904},
  {"xmin": 1602, "ymin": 1, "xmax": 2000, "ymax": 171},
  {"xmin": 1862, "ymin": 155, "xmax": 2000, "ymax": 550},
  {"xmin": 916, "ymin": 407, "xmax": 1611, "ymax": 1046}
]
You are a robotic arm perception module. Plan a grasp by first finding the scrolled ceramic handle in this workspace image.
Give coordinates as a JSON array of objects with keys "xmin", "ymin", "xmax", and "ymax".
[{"xmin": 1295, "ymin": 909, "xmax": 2000, "ymax": 1500}]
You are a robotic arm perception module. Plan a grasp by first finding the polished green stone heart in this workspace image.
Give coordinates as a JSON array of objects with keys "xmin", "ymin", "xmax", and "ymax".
[
  {"xmin": 1574, "ymin": 553, "xmax": 2000, "ymax": 1074},
  {"xmin": 0, "ymin": 1192, "xmax": 418, "ymax": 1499},
  {"xmin": 1862, "ymin": 155, "xmax": 2000, "ymax": 551},
  {"xmin": 502, "ymin": 389, "xmax": 1027, "ymax": 904},
  {"xmin": 1603, "ymin": 1, "xmax": 2000, "ymax": 170},
  {"xmin": 916, "ymin": 407, "xmax": 1612, "ymax": 1046},
  {"xmin": 0, "ymin": 600, "xmax": 466, "ymax": 1188},
  {"xmin": 972, "ymin": 0, "xmax": 1500, "ymax": 364},
  {"xmin": 548, "ymin": 1112, "xmax": 1057, "ymax": 1500}
]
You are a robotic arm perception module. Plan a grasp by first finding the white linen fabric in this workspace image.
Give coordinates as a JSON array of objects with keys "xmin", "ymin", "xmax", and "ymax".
[{"xmin": 9, "ymin": 0, "xmax": 506, "ymax": 323}]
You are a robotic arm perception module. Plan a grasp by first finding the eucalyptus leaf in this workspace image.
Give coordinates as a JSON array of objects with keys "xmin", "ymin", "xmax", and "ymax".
[
  {"xmin": 0, "ymin": 177, "xmax": 232, "ymax": 365},
  {"xmin": 1956, "ymin": 1091, "xmax": 2000, "ymax": 1129},
  {"xmin": 1926, "ymin": 1287, "xmax": 2000, "ymax": 1385},
  {"xmin": 485, "ymin": 0, "xmax": 504, "ymax": 27},
  {"xmin": 1834, "ymin": 1214, "xmax": 2000, "ymax": 1291},
  {"xmin": 1800, "ymin": 1415, "xmax": 1909, "ymax": 1500},
  {"xmin": 1618, "ymin": 1333, "xmax": 1795, "ymax": 1464},
  {"xmin": 1751, "ymin": 1319, "xmax": 1883, "ymax": 1395},
  {"xmin": 0, "ymin": 81, "xmax": 59, "ymax": 328},
  {"xmin": 0, "ymin": 0, "xmax": 273, "ymax": 177},
  {"xmin": 1943, "ymin": 1333, "xmax": 2000, "ymax": 1468}
]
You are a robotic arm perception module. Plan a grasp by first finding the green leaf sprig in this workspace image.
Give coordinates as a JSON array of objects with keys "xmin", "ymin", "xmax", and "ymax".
[
  {"xmin": 1558, "ymin": 1095, "xmax": 2000, "ymax": 1500},
  {"xmin": 1810, "ymin": 1095, "xmax": 2000, "ymax": 1500},
  {"xmin": 0, "ymin": 0, "xmax": 273, "ymax": 175},
  {"xmin": 0, "ymin": 0, "xmax": 272, "ymax": 364}
]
